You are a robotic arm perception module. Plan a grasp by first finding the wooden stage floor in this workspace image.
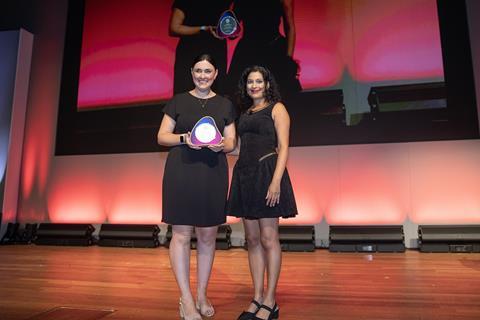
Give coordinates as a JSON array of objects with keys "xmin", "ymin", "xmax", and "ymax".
[{"xmin": 0, "ymin": 246, "xmax": 479, "ymax": 320}]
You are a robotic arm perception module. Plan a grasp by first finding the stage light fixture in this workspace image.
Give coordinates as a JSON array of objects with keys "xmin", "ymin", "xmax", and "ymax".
[
  {"xmin": 0, "ymin": 222, "xmax": 20, "ymax": 245},
  {"xmin": 35, "ymin": 223, "xmax": 95, "ymax": 246},
  {"xmin": 329, "ymin": 225, "xmax": 405, "ymax": 252},
  {"xmin": 278, "ymin": 225, "xmax": 315, "ymax": 252},
  {"xmin": 20, "ymin": 223, "xmax": 38, "ymax": 244},
  {"xmin": 418, "ymin": 225, "xmax": 480, "ymax": 253},
  {"xmin": 12, "ymin": 223, "xmax": 38, "ymax": 244},
  {"xmin": 98, "ymin": 224, "xmax": 160, "ymax": 248},
  {"xmin": 368, "ymin": 82, "xmax": 447, "ymax": 113}
]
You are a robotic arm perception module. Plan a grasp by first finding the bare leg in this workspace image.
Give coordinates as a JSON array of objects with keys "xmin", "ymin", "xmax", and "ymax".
[
  {"xmin": 256, "ymin": 218, "xmax": 281, "ymax": 319},
  {"xmin": 169, "ymin": 225, "xmax": 201, "ymax": 319},
  {"xmin": 243, "ymin": 219, "xmax": 266, "ymax": 312},
  {"xmin": 195, "ymin": 225, "xmax": 218, "ymax": 316}
]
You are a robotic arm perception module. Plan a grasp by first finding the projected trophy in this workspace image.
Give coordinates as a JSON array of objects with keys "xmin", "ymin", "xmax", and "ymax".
[
  {"xmin": 190, "ymin": 116, "xmax": 223, "ymax": 147},
  {"xmin": 216, "ymin": 10, "xmax": 241, "ymax": 39}
]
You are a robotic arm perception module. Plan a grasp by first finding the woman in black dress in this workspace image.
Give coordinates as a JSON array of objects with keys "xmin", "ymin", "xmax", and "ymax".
[
  {"xmin": 227, "ymin": 0, "xmax": 301, "ymax": 100},
  {"xmin": 169, "ymin": 0, "xmax": 232, "ymax": 95},
  {"xmin": 227, "ymin": 66, "xmax": 297, "ymax": 320},
  {"xmin": 157, "ymin": 54, "xmax": 236, "ymax": 320}
]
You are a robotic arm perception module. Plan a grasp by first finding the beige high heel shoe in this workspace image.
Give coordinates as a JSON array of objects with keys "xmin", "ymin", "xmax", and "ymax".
[
  {"xmin": 196, "ymin": 299, "xmax": 215, "ymax": 318},
  {"xmin": 179, "ymin": 298, "xmax": 202, "ymax": 320},
  {"xmin": 179, "ymin": 298, "xmax": 185, "ymax": 319}
]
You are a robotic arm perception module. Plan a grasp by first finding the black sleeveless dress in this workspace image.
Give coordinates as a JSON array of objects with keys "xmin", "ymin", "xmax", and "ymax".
[{"xmin": 227, "ymin": 103, "xmax": 297, "ymax": 219}]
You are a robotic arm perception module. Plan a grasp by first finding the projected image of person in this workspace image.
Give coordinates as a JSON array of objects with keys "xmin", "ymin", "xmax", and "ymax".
[
  {"xmin": 157, "ymin": 54, "xmax": 237, "ymax": 320},
  {"xmin": 227, "ymin": 0, "xmax": 301, "ymax": 100},
  {"xmin": 227, "ymin": 66, "xmax": 297, "ymax": 320},
  {"xmin": 169, "ymin": 0, "xmax": 232, "ymax": 95}
]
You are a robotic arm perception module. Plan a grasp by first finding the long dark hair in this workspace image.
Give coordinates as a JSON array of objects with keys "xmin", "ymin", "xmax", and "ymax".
[
  {"xmin": 191, "ymin": 53, "xmax": 218, "ymax": 70},
  {"xmin": 236, "ymin": 65, "xmax": 281, "ymax": 112}
]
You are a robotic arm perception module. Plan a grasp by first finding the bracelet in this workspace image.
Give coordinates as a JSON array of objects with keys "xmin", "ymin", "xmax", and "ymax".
[{"xmin": 200, "ymin": 25, "xmax": 207, "ymax": 31}]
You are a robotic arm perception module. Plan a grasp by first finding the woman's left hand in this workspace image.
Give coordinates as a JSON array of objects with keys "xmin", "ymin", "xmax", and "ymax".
[
  {"xmin": 266, "ymin": 181, "xmax": 281, "ymax": 207},
  {"xmin": 207, "ymin": 138, "xmax": 225, "ymax": 152}
]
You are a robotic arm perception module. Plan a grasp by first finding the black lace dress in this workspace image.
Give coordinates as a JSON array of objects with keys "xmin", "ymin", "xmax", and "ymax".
[
  {"xmin": 227, "ymin": 103, "xmax": 297, "ymax": 219},
  {"xmin": 227, "ymin": 0, "xmax": 301, "ymax": 98}
]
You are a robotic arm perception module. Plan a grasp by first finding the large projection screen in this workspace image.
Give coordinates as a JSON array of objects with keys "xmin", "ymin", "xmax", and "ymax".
[{"xmin": 56, "ymin": 0, "xmax": 478, "ymax": 155}]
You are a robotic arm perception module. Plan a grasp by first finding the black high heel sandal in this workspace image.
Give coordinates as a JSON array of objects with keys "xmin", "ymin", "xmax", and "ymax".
[
  {"xmin": 252, "ymin": 303, "xmax": 279, "ymax": 320},
  {"xmin": 237, "ymin": 299, "xmax": 262, "ymax": 320}
]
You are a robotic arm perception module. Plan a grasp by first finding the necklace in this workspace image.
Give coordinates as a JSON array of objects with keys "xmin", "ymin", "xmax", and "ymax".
[
  {"xmin": 198, "ymin": 98, "xmax": 208, "ymax": 108},
  {"xmin": 190, "ymin": 89, "xmax": 213, "ymax": 108}
]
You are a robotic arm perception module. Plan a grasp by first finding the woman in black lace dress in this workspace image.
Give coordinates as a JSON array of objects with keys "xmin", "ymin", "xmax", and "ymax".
[
  {"xmin": 227, "ymin": 66, "xmax": 297, "ymax": 320},
  {"xmin": 227, "ymin": 0, "xmax": 301, "ymax": 100}
]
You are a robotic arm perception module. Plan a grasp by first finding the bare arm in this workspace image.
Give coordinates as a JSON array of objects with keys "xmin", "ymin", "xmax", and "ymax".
[
  {"xmin": 222, "ymin": 122, "xmax": 237, "ymax": 153},
  {"xmin": 266, "ymin": 102, "xmax": 291, "ymax": 207},
  {"xmin": 157, "ymin": 114, "xmax": 185, "ymax": 146},
  {"xmin": 228, "ymin": 137, "xmax": 240, "ymax": 156},
  {"xmin": 169, "ymin": 8, "xmax": 209, "ymax": 37},
  {"xmin": 282, "ymin": 0, "xmax": 296, "ymax": 57}
]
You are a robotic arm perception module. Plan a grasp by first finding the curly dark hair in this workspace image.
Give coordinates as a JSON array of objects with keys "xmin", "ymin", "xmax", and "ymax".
[{"xmin": 236, "ymin": 65, "xmax": 282, "ymax": 112}]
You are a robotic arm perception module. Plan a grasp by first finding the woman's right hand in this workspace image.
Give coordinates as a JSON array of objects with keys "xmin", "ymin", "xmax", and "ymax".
[
  {"xmin": 209, "ymin": 26, "xmax": 224, "ymax": 39},
  {"xmin": 185, "ymin": 132, "xmax": 202, "ymax": 150}
]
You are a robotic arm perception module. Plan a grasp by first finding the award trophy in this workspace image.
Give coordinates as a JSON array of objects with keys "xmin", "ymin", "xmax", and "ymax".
[
  {"xmin": 190, "ymin": 116, "xmax": 223, "ymax": 147},
  {"xmin": 216, "ymin": 10, "xmax": 241, "ymax": 39}
]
